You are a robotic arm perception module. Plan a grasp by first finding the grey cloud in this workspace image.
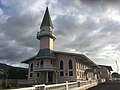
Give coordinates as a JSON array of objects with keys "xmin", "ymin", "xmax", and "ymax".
[
  {"xmin": 81, "ymin": 0, "xmax": 120, "ymax": 10},
  {"xmin": 1, "ymin": 11, "xmax": 42, "ymax": 47},
  {"xmin": 54, "ymin": 15, "xmax": 80, "ymax": 36},
  {"xmin": 81, "ymin": 0, "xmax": 120, "ymax": 4},
  {"xmin": 0, "ymin": 3, "xmax": 42, "ymax": 65},
  {"xmin": 1, "ymin": 0, "xmax": 37, "ymax": 15}
]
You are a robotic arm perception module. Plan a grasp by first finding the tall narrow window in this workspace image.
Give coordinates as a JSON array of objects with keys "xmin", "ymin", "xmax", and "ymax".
[
  {"xmin": 60, "ymin": 60, "xmax": 63, "ymax": 70},
  {"xmin": 69, "ymin": 59, "xmax": 73, "ymax": 69},
  {"xmin": 51, "ymin": 60, "xmax": 52, "ymax": 64},
  {"xmin": 30, "ymin": 63, "xmax": 33, "ymax": 71},
  {"xmin": 37, "ymin": 62, "xmax": 39, "ymax": 67},
  {"xmin": 40, "ymin": 60, "xmax": 43, "ymax": 65}
]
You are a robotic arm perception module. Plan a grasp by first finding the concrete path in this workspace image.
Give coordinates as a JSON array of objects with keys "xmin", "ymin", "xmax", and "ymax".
[{"xmin": 88, "ymin": 80, "xmax": 120, "ymax": 90}]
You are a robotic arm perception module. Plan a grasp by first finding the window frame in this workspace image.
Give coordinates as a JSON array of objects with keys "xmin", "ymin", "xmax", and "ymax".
[
  {"xmin": 60, "ymin": 71, "xmax": 64, "ymax": 76},
  {"xmin": 69, "ymin": 71, "xmax": 73, "ymax": 76}
]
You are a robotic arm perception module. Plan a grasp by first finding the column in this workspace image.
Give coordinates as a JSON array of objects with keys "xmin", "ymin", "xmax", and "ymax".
[
  {"xmin": 46, "ymin": 72, "xmax": 48, "ymax": 83},
  {"xmin": 55, "ymin": 71, "xmax": 58, "ymax": 83}
]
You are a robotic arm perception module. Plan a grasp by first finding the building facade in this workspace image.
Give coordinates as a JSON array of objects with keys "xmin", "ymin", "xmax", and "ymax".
[
  {"xmin": 98, "ymin": 65, "xmax": 113, "ymax": 81},
  {"xmin": 22, "ymin": 7, "xmax": 101, "ymax": 84}
]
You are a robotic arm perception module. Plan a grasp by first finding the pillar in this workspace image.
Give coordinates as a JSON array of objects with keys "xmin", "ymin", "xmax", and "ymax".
[
  {"xmin": 46, "ymin": 72, "xmax": 48, "ymax": 83},
  {"xmin": 55, "ymin": 71, "xmax": 58, "ymax": 83}
]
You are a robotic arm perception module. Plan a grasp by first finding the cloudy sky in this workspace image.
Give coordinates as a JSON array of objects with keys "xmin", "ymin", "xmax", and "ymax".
[{"xmin": 0, "ymin": 0, "xmax": 120, "ymax": 73}]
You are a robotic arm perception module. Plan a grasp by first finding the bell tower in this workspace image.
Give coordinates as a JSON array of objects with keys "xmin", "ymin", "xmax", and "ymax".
[{"xmin": 37, "ymin": 7, "xmax": 56, "ymax": 50}]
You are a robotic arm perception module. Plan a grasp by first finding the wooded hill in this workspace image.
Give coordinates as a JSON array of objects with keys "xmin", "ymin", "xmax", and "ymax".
[{"xmin": 0, "ymin": 63, "xmax": 28, "ymax": 79}]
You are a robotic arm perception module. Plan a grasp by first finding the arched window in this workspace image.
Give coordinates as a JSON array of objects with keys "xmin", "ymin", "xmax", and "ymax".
[
  {"xmin": 30, "ymin": 63, "xmax": 33, "ymax": 71},
  {"xmin": 40, "ymin": 60, "xmax": 43, "ymax": 65},
  {"xmin": 60, "ymin": 60, "xmax": 64, "ymax": 70},
  {"xmin": 69, "ymin": 59, "xmax": 73, "ymax": 69}
]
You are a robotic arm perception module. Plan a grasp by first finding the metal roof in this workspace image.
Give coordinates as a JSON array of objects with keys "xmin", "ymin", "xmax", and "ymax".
[
  {"xmin": 40, "ymin": 7, "xmax": 53, "ymax": 29},
  {"xmin": 22, "ymin": 50, "xmax": 99, "ymax": 69},
  {"xmin": 35, "ymin": 49, "xmax": 55, "ymax": 59}
]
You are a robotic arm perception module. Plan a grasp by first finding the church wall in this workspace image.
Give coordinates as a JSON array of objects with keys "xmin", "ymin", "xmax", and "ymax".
[
  {"xmin": 55, "ymin": 54, "xmax": 76, "ymax": 83},
  {"xmin": 28, "ymin": 58, "xmax": 56, "ymax": 84},
  {"xmin": 75, "ymin": 59, "xmax": 97, "ymax": 81},
  {"xmin": 99, "ymin": 67, "xmax": 112, "ymax": 81},
  {"xmin": 28, "ymin": 60, "xmax": 36, "ymax": 80},
  {"xmin": 76, "ymin": 59, "xmax": 88, "ymax": 80}
]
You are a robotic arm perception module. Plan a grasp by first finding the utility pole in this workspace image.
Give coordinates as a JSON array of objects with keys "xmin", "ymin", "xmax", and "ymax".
[{"xmin": 115, "ymin": 61, "xmax": 119, "ymax": 73}]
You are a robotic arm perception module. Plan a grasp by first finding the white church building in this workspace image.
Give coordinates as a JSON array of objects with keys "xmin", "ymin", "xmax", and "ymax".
[{"xmin": 22, "ymin": 7, "xmax": 101, "ymax": 84}]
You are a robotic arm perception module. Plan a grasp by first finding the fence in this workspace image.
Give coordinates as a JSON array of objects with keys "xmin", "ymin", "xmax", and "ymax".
[{"xmin": 9, "ymin": 80, "xmax": 98, "ymax": 90}]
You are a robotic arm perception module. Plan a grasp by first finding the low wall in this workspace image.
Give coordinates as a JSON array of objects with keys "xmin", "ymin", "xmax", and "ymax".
[
  {"xmin": 0, "ymin": 79, "xmax": 18, "ymax": 86},
  {"xmin": 0, "ymin": 79, "xmax": 35, "ymax": 87}
]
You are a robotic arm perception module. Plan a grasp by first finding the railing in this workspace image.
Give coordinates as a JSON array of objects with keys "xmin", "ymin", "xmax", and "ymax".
[
  {"xmin": 37, "ymin": 31, "xmax": 56, "ymax": 39},
  {"xmin": 33, "ymin": 65, "xmax": 57, "ymax": 71},
  {"xmin": 9, "ymin": 80, "xmax": 99, "ymax": 90}
]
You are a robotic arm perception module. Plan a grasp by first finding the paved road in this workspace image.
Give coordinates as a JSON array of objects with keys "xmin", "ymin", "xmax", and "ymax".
[{"xmin": 88, "ymin": 80, "xmax": 120, "ymax": 90}]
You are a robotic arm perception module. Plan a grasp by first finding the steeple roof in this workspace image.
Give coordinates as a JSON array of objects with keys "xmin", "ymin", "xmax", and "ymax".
[{"xmin": 40, "ymin": 7, "xmax": 53, "ymax": 29}]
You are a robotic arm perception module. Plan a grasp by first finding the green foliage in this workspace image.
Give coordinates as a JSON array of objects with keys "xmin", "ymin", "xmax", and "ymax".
[{"xmin": 7, "ymin": 68, "xmax": 28, "ymax": 79}]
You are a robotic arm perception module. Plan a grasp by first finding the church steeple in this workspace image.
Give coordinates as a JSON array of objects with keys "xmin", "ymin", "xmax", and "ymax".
[
  {"xmin": 37, "ymin": 7, "xmax": 56, "ymax": 50},
  {"xmin": 40, "ymin": 7, "xmax": 53, "ymax": 29}
]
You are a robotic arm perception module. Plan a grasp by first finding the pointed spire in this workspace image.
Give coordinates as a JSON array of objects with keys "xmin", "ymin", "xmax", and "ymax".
[{"xmin": 40, "ymin": 7, "xmax": 53, "ymax": 29}]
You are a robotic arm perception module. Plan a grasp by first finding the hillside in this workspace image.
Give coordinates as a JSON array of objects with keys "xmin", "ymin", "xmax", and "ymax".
[{"xmin": 0, "ymin": 63, "xmax": 28, "ymax": 79}]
